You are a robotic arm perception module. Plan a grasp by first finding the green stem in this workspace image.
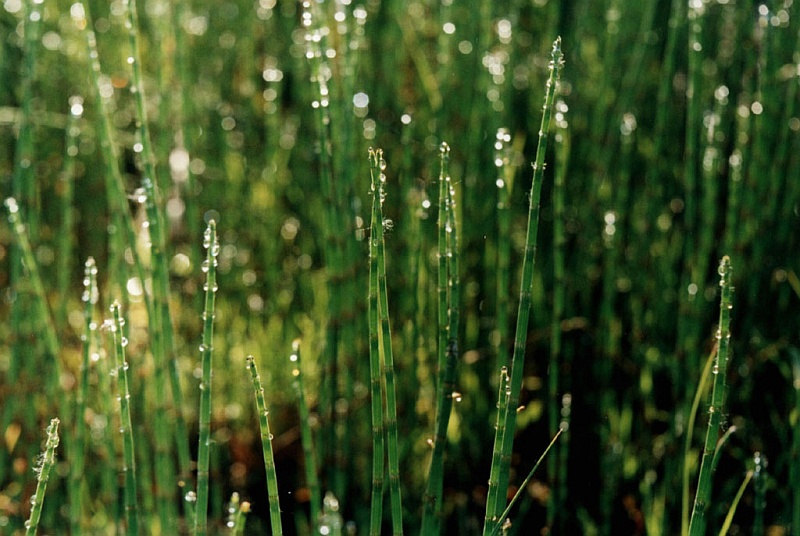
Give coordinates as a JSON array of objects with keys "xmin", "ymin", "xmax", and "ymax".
[
  {"xmin": 194, "ymin": 220, "xmax": 219, "ymax": 535},
  {"xmin": 70, "ymin": 257, "xmax": 98, "ymax": 534},
  {"xmin": 290, "ymin": 341, "xmax": 322, "ymax": 530},
  {"xmin": 421, "ymin": 142, "xmax": 458, "ymax": 536},
  {"xmin": 246, "ymin": 356, "xmax": 283, "ymax": 536},
  {"xmin": 372, "ymin": 149, "xmax": 405, "ymax": 536},
  {"xmin": 688, "ymin": 256, "xmax": 735, "ymax": 536},
  {"xmin": 488, "ymin": 37, "xmax": 563, "ymax": 534},
  {"xmin": 367, "ymin": 148, "xmax": 387, "ymax": 536},
  {"xmin": 718, "ymin": 470, "xmax": 753, "ymax": 536},
  {"xmin": 110, "ymin": 302, "xmax": 139, "ymax": 536},
  {"xmin": 25, "ymin": 418, "xmax": 60, "ymax": 536}
]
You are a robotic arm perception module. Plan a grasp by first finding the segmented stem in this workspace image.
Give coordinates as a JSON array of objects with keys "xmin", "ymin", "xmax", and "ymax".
[
  {"xmin": 421, "ymin": 142, "xmax": 457, "ymax": 535},
  {"xmin": 194, "ymin": 220, "xmax": 219, "ymax": 535},
  {"xmin": 110, "ymin": 302, "xmax": 139, "ymax": 536},
  {"xmin": 371, "ymin": 149, "xmax": 405, "ymax": 536},
  {"xmin": 487, "ymin": 37, "xmax": 563, "ymax": 533},
  {"xmin": 246, "ymin": 356, "xmax": 283, "ymax": 536},
  {"xmin": 70, "ymin": 257, "xmax": 98, "ymax": 534},
  {"xmin": 367, "ymin": 147, "xmax": 387, "ymax": 536},
  {"xmin": 688, "ymin": 256, "xmax": 734, "ymax": 536},
  {"xmin": 290, "ymin": 341, "xmax": 321, "ymax": 530},
  {"xmin": 25, "ymin": 418, "xmax": 60, "ymax": 536}
]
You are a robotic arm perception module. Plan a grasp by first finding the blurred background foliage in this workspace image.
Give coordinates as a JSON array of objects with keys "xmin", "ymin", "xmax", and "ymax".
[{"xmin": 1, "ymin": 0, "xmax": 799, "ymax": 534}]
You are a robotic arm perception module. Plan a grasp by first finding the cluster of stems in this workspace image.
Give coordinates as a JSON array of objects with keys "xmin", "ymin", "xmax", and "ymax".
[{"xmin": 367, "ymin": 148, "xmax": 404, "ymax": 535}]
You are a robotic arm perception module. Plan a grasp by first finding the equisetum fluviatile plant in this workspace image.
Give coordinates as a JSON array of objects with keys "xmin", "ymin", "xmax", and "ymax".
[
  {"xmin": 369, "ymin": 148, "xmax": 405, "ymax": 536},
  {"xmin": 421, "ymin": 142, "xmax": 459, "ymax": 536},
  {"xmin": 246, "ymin": 356, "xmax": 283, "ymax": 536},
  {"xmin": 688, "ymin": 256, "xmax": 734, "ymax": 536},
  {"xmin": 195, "ymin": 219, "xmax": 220, "ymax": 535},
  {"xmin": 109, "ymin": 302, "xmax": 139, "ymax": 536},
  {"xmin": 25, "ymin": 418, "xmax": 59, "ymax": 536},
  {"xmin": 69, "ymin": 257, "xmax": 98, "ymax": 534},
  {"xmin": 484, "ymin": 36, "xmax": 563, "ymax": 536},
  {"xmin": 290, "ymin": 341, "xmax": 322, "ymax": 531}
]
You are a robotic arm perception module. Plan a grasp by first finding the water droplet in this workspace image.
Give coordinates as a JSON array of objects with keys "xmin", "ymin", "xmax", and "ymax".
[
  {"xmin": 185, "ymin": 491, "xmax": 197, "ymax": 502},
  {"xmin": 201, "ymin": 260, "xmax": 210, "ymax": 273},
  {"xmin": 268, "ymin": 433, "xmax": 274, "ymax": 440},
  {"xmin": 120, "ymin": 337, "xmax": 128, "ymax": 347}
]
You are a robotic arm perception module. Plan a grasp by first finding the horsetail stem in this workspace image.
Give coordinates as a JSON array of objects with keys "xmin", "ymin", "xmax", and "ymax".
[
  {"xmin": 494, "ymin": 128, "xmax": 514, "ymax": 374},
  {"xmin": 488, "ymin": 429, "xmax": 563, "ymax": 536},
  {"xmin": 110, "ymin": 302, "xmax": 139, "ymax": 536},
  {"xmin": 490, "ymin": 37, "xmax": 563, "ymax": 531},
  {"xmin": 245, "ymin": 356, "xmax": 283, "ymax": 536},
  {"xmin": 371, "ymin": 148, "xmax": 405, "ymax": 535},
  {"xmin": 367, "ymin": 147, "xmax": 387, "ymax": 536},
  {"xmin": 290, "ymin": 341, "xmax": 322, "ymax": 530},
  {"xmin": 421, "ymin": 142, "xmax": 458, "ymax": 536},
  {"xmin": 681, "ymin": 346, "xmax": 717, "ymax": 535},
  {"xmin": 194, "ymin": 219, "xmax": 220, "ymax": 535},
  {"xmin": 4, "ymin": 198, "xmax": 62, "ymax": 396},
  {"xmin": 688, "ymin": 256, "xmax": 734, "ymax": 536},
  {"xmin": 227, "ymin": 492, "xmax": 250, "ymax": 536},
  {"xmin": 25, "ymin": 418, "xmax": 60, "ymax": 536},
  {"xmin": 484, "ymin": 366, "xmax": 511, "ymax": 534},
  {"xmin": 70, "ymin": 257, "xmax": 99, "ymax": 534}
]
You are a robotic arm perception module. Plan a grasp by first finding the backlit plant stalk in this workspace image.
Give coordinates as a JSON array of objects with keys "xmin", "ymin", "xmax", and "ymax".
[
  {"xmin": 110, "ymin": 302, "xmax": 139, "ymax": 536},
  {"xmin": 371, "ymin": 148, "xmax": 405, "ymax": 535},
  {"xmin": 25, "ymin": 418, "xmax": 60, "ymax": 536},
  {"xmin": 70, "ymin": 257, "xmax": 99, "ymax": 534},
  {"xmin": 485, "ymin": 37, "xmax": 563, "ymax": 534},
  {"xmin": 290, "ymin": 341, "xmax": 321, "ymax": 531},
  {"xmin": 367, "ymin": 148, "xmax": 387, "ymax": 536},
  {"xmin": 246, "ymin": 356, "xmax": 283, "ymax": 536},
  {"xmin": 195, "ymin": 220, "xmax": 220, "ymax": 535},
  {"xmin": 688, "ymin": 256, "xmax": 734, "ymax": 536},
  {"xmin": 421, "ymin": 142, "xmax": 459, "ymax": 535},
  {"xmin": 484, "ymin": 366, "xmax": 511, "ymax": 532}
]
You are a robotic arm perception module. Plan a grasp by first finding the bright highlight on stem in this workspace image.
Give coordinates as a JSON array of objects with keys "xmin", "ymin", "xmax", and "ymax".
[{"xmin": 25, "ymin": 418, "xmax": 60, "ymax": 536}]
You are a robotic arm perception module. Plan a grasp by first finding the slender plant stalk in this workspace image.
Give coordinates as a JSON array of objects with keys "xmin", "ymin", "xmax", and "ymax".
[
  {"xmin": 194, "ymin": 219, "xmax": 219, "ymax": 535},
  {"xmin": 290, "ymin": 341, "xmax": 322, "ymax": 530},
  {"xmin": 371, "ymin": 148, "xmax": 405, "ymax": 535},
  {"xmin": 688, "ymin": 256, "xmax": 734, "ymax": 536},
  {"xmin": 681, "ymin": 346, "xmax": 717, "ymax": 535},
  {"xmin": 486, "ymin": 37, "xmax": 563, "ymax": 534},
  {"xmin": 230, "ymin": 495, "xmax": 250, "ymax": 536},
  {"xmin": 245, "ymin": 356, "xmax": 283, "ymax": 536},
  {"xmin": 494, "ymin": 128, "xmax": 514, "ymax": 373},
  {"xmin": 70, "ymin": 257, "xmax": 99, "ymax": 534},
  {"xmin": 4, "ymin": 198, "xmax": 62, "ymax": 396},
  {"xmin": 718, "ymin": 470, "xmax": 754, "ymax": 536},
  {"xmin": 421, "ymin": 142, "xmax": 459, "ymax": 535},
  {"xmin": 320, "ymin": 492, "xmax": 344, "ymax": 536},
  {"xmin": 110, "ymin": 302, "xmax": 139, "ymax": 536},
  {"xmin": 25, "ymin": 418, "xmax": 60, "ymax": 536},
  {"xmin": 484, "ymin": 366, "xmax": 511, "ymax": 532},
  {"xmin": 489, "ymin": 429, "xmax": 562, "ymax": 536},
  {"xmin": 367, "ymin": 148, "xmax": 387, "ymax": 536}
]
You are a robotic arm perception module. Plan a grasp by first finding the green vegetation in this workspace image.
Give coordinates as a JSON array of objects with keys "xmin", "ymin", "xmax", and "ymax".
[{"xmin": 1, "ymin": 0, "xmax": 799, "ymax": 535}]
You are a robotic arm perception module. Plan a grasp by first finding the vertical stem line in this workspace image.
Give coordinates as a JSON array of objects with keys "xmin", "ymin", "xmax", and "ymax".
[{"xmin": 194, "ymin": 220, "xmax": 219, "ymax": 535}]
